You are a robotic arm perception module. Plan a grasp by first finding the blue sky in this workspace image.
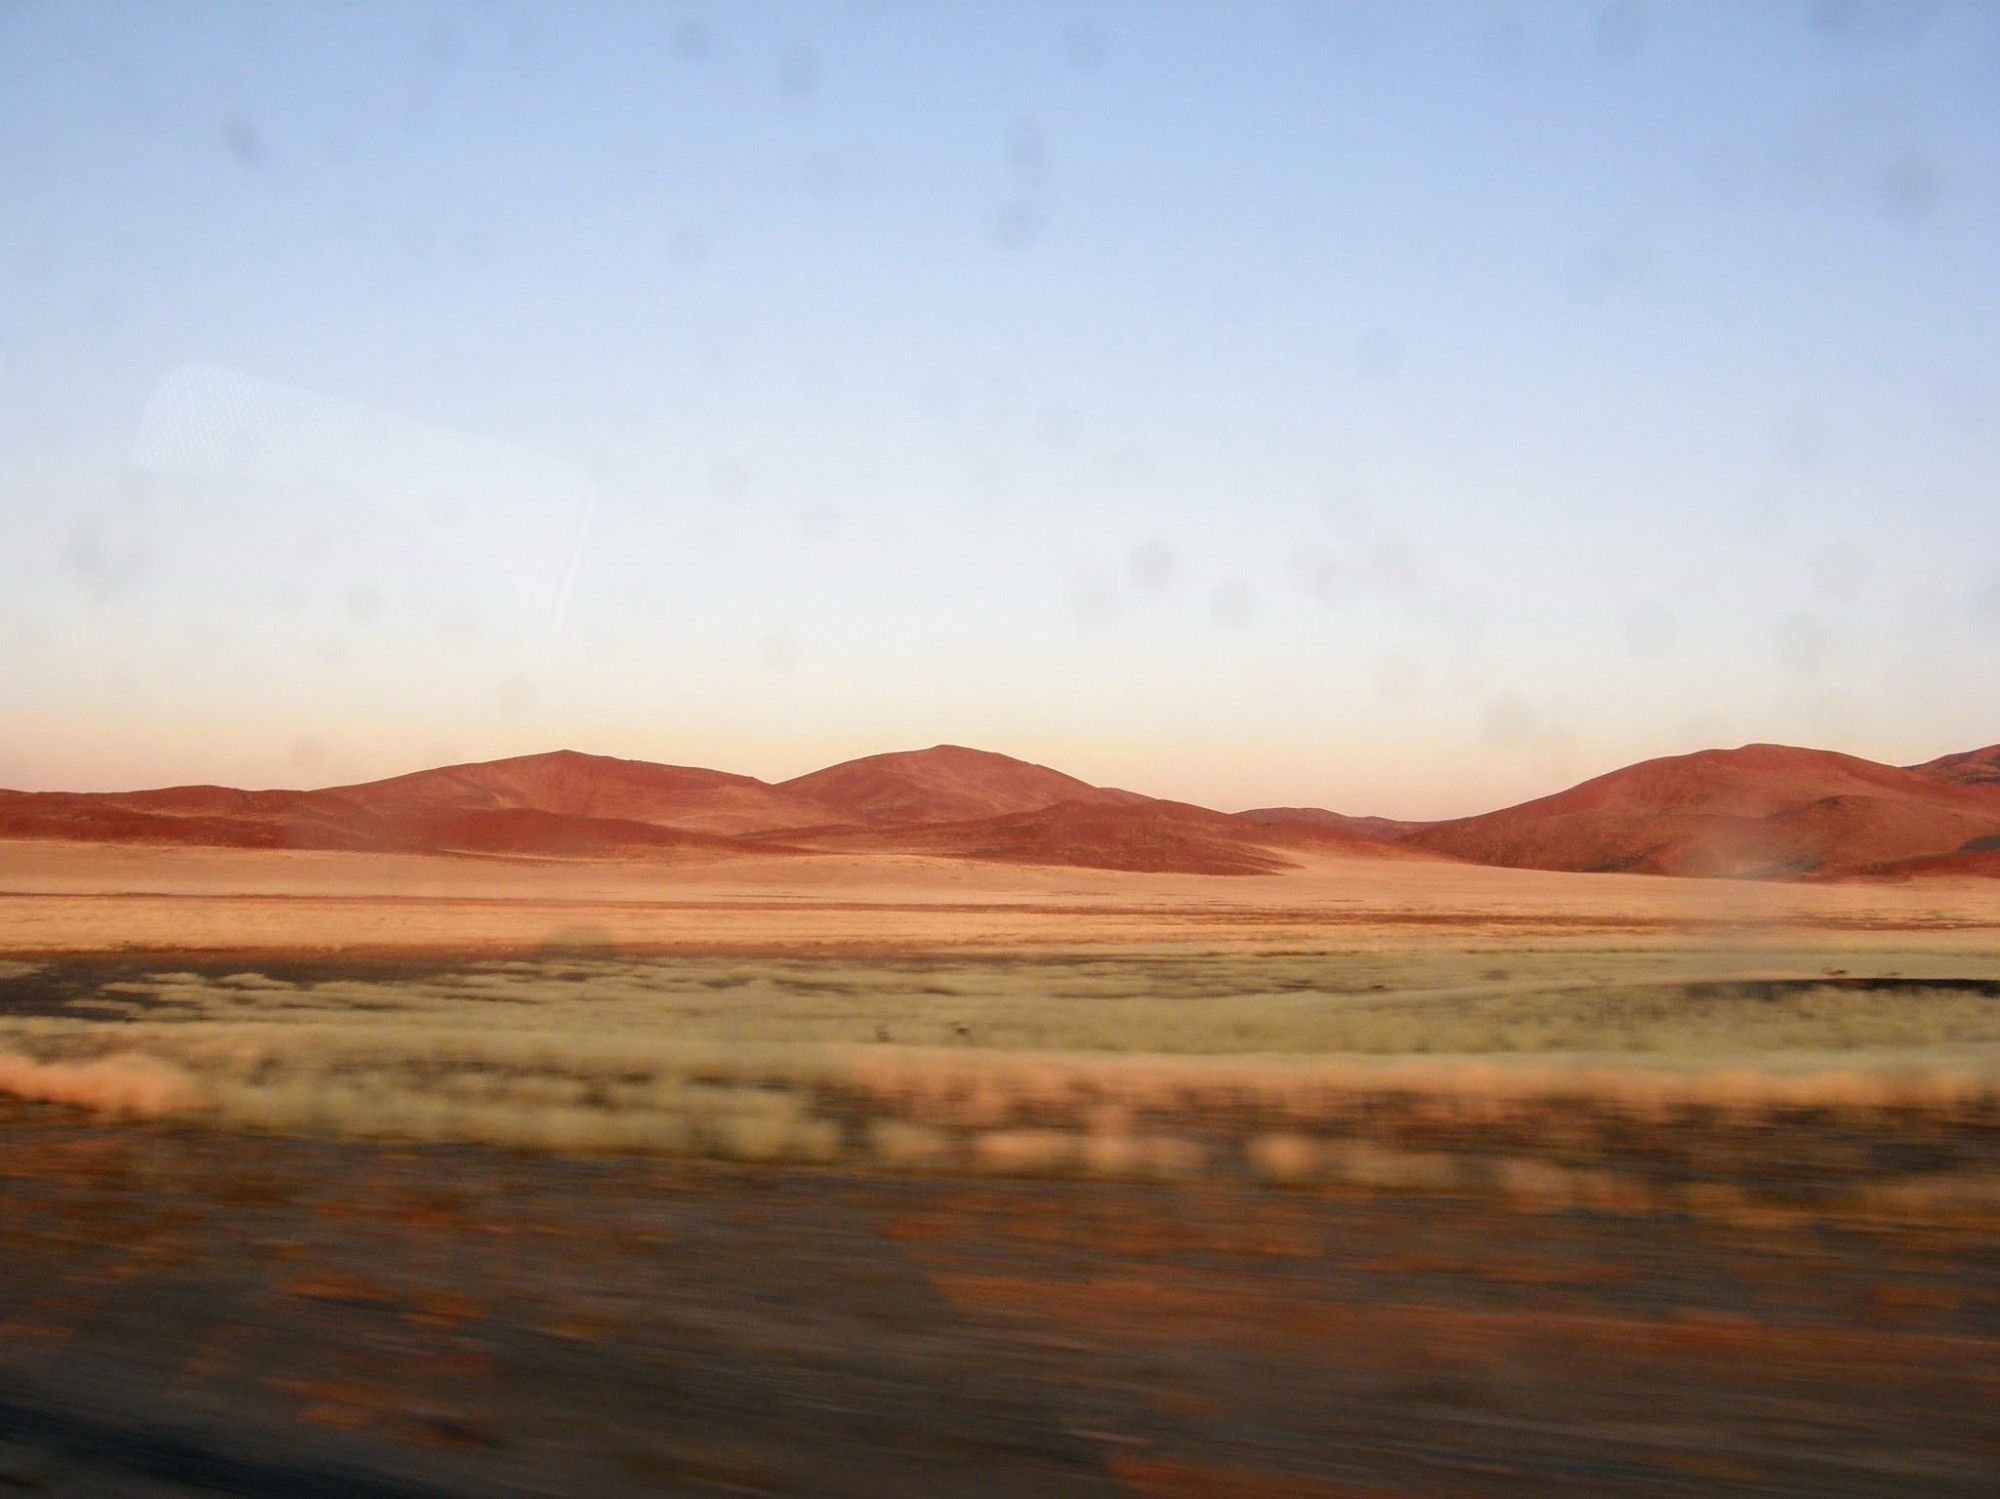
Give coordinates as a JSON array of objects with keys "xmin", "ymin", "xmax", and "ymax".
[{"xmin": 2, "ymin": 1, "xmax": 1996, "ymax": 815}]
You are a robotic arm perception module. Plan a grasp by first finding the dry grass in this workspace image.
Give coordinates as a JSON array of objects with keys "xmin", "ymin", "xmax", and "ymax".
[
  {"xmin": 0, "ymin": 953, "xmax": 1996, "ymax": 1211},
  {"xmin": 0, "ymin": 1049, "xmax": 196, "ymax": 1117},
  {"xmin": 15, "ymin": 951, "xmax": 2000, "ymax": 1052}
]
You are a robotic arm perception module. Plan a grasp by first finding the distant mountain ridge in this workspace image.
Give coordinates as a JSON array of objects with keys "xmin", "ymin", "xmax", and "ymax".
[
  {"xmin": 0, "ymin": 745, "xmax": 1306, "ymax": 874},
  {"xmin": 2, "ymin": 739, "xmax": 1995, "ymax": 879}
]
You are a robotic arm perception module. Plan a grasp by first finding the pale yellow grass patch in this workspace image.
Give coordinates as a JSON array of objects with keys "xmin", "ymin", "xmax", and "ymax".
[
  {"xmin": 0, "ymin": 952, "xmax": 1995, "ymax": 1201},
  {"xmin": 0, "ymin": 1049, "xmax": 198, "ymax": 1117}
]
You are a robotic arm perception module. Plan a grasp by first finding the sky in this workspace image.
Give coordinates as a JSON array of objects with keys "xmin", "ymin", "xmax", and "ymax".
[{"xmin": 1, "ymin": 0, "xmax": 1996, "ymax": 818}]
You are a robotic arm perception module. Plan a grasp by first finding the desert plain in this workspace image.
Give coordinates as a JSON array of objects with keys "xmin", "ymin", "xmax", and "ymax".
[{"xmin": 1, "ymin": 814, "xmax": 1998, "ymax": 1496}]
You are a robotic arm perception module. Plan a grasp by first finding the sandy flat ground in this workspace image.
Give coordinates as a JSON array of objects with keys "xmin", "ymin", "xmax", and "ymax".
[{"xmin": 1, "ymin": 840, "xmax": 1993, "ymax": 958}]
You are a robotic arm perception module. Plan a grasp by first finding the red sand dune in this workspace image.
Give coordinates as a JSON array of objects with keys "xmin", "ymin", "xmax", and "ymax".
[
  {"xmin": 378, "ymin": 807, "xmax": 761, "ymax": 858},
  {"xmin": 1405, "ymin": 744, "xmax": 2000, "ymax": 878},
  {"xmin": 1907, "ymin": 743, "xmax": 2000, "ymax": 790},
  {"xmin": 0, "ymin": 788, "xmax": 385, "ymax": 852},
  {"xmin": 325, "ymin": 749, "xmax": 852, "ymax": 836},
  {"xmin": 776, "ymin": 744, "xmax": 1144, "ymax": 826},
  {"xmin": 784, "ymin": 797, "xmax": 1303, "ymax": 875},
  {"xmin": 0, "ymin": 786, "xmax": 751, "ymax": 859},
  {"xmin": 0, "ymin": 747, "xmax": 1167, "ymax": 868},
  {"xmin": 4, "ymin": 740, "xmax": 1996, "ymax": 879}
]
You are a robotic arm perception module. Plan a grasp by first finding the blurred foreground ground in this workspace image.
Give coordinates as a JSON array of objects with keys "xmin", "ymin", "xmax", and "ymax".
[{"xmin": 1, "ymin": 1099, "xmax": 1997, "ymax": 1498}]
